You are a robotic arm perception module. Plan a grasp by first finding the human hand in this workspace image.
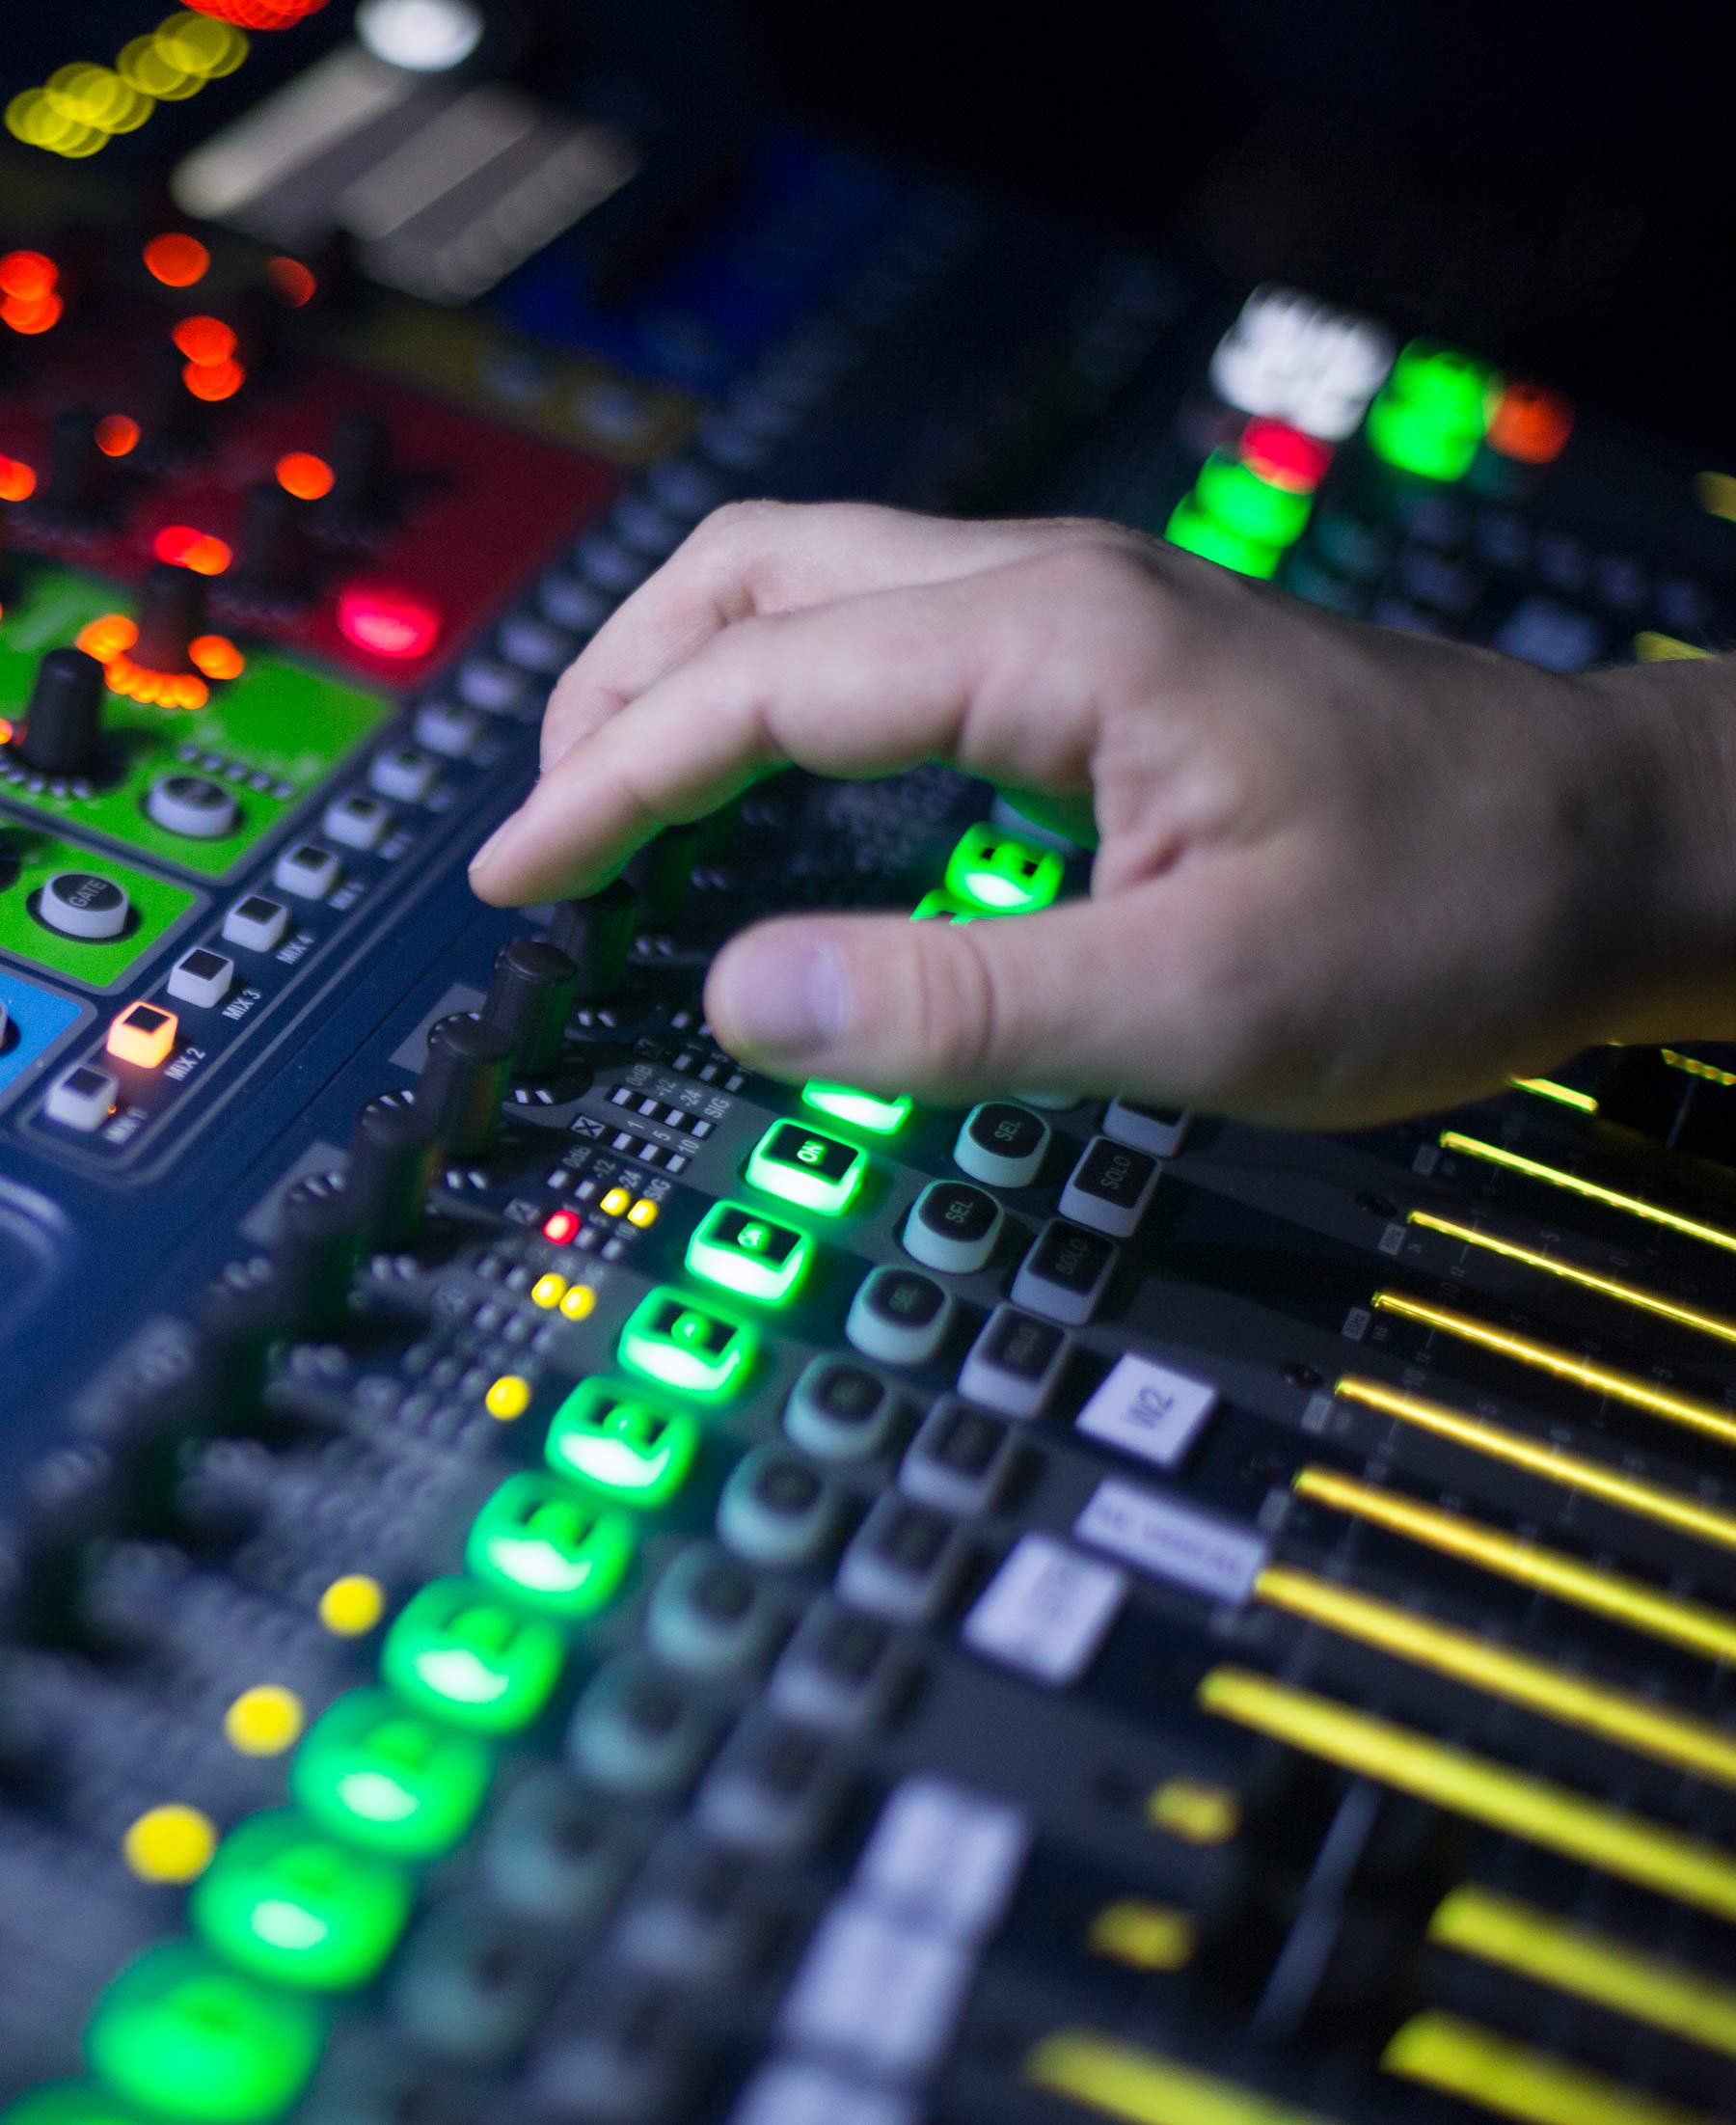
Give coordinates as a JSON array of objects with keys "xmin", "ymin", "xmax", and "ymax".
[{"xmin": 470, "ymin": 500, "xmax": 1736, "ymax": 1125}]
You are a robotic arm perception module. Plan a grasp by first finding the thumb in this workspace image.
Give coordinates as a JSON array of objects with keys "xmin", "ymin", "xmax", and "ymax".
[{"xmin": 703, "ymin": 897, "xmax": 1175, "ymax": 1104}]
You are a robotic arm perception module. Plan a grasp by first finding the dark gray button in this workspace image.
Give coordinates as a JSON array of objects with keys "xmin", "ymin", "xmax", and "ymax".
[
  {"xmin": 837, "ymin": 1494, "xmax": 970, "ymax": 1624},
  {"xmin": 39, "ymin": 870, "xmax": 128, "ymax": 940},
  {"xmin": 900, "ymin": 1398, "xmax": 1017, "ymax": 1517},
  {"xmin": 958, "ymin": 1305, "xmax": 1068, "ymax": 1420},
  {"xmin": 768, "ymin": 1601, "xmax": 909, "ymax": 1734},
  {"xmin": 784, "ymin": 1356, "xmax": 900, "ymax": 1460},
  {"xmin": 1013, "ymin": 1218, "xmax": 1116, "ymax": 1325}
]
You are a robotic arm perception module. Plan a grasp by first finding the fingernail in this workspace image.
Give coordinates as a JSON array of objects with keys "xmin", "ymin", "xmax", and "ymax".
[
  {"xmin": 469, "ymin": 816, "xmax": 514, "ymax": 875},
  {"xmin": 712, "ymin": 931, "xmax": 850, "ymax": 1061}
]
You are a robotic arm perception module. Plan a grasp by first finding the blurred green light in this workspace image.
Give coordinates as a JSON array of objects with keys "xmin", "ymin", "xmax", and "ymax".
[
  {"xmin": 467, "ymin": 1474, "xmax": 635, "ymax": 1618},
  {"xmin": 291, "ymin": 1689, "xmax": 492, "ymax": 1859},
  {"xmin": 191, "ymin": 1812, "xmax": 411, "ymax": 1991},
  {"xmin": 1165, "ymin": 499, "xmax": 1281, "ymax": 579},
  {"xmin": 1366, "ymin": 394, "xmax": 1481, "ymax": 481},
  {"xmin": 910, "ymin": 888, "xmax": 979, "ymax": 924},
  {"xmin": 381, "ymin": 1577, "xmax": 564, "ymax": 1733},
  {"xmin": 0, "ymin": 2089, "xmax": 141, "ymax": 2125},
  {"xmin": 618, "ymin": 1287, "xmax": 756, "ymax": 1400},
  {"xmin": 687, "ymin": 1200, "xmax": 812, "ymax": 1305},
  {"xmin": 545, "ymin": 1379, "xmax": 697, "ymax": 1507},
  {"xmin": 944, "ymin": 826, "xmax": 1065, "ymax": 914},
  {"xmin": 1194, "ymin": 450, "xmax": 1313, "ymax": 546},
  {"xmin": 1387, "ymin": 339, "xmax": 1493, "ymax": 428},
  {"xmin": 801, "ymin": 1081, "xmax": 912, "ymax": 1134}
]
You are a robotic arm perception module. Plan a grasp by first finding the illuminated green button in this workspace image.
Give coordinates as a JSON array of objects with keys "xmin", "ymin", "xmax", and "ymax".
[
  {"xmin": 86, "ymin": 1943, "xmax": 325, "ymax": 2123},
  {"xmin": 801, "ymin": 1081, "xmax": 912, "ymax": 1134},
  {"xmin": 746, "ymin": 1120, "xmax": 866, "ymax": 1216},
  {"xmin": 944, "ymin": 825, "xmax": 1065, "ymax": 914},
  {"xmin": 290, "ymin": 1688, "xmax": 491, "ymax": 1859},
  {"xmin": 1366, "ymin": 393, "xmax": 1481, "ymax": 481},
  {"xmin": 0, "ymin": 2088, "xmax": 142, "ymax": 2125},
  {"xmin": 1165, "ymin": 498, "xmax": 1280, "ymax": 579},
  {"xmin": 381, "ymin": 1577, "xmax": 564, "ymax": 1733},
  {"xmin": 1386, "ymin": 339, "xmax": 1492, "ymax": 426},
  {"xmin": 618, "ymin": 1287, "xmax": 756, "ymax": 1400},
  {"xmin": 191, "ymin": 1810, "xmax": 411, "ymax": 1991},
  {"xmin": 1193, "ymin": 450, "xmax": 1313, "ymax": 547},
  {"xmin": 467, "ymin": 1473, "xmax": 635, "ymax": 1618},
  {"xmin": 688, "ymin": 1200, "xmax": 812, "ymax": 1305},
  {"xmin": 910, "ymin": 888, "xmax": 978, "ymax": 924},
  {"xmin": 546, "ymin": 1378, "xmax": 698, "ymax": 1507}
]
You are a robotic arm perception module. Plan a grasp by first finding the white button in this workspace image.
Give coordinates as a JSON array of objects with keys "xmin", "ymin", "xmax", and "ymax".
[
  {"xmin": 273, "ymin": 842, "xmax": 340, "ymax": 900},
  {"xmin": 45, "ymin": 1061, "xmax": 118, "ymax": 1131},
  {"xmin": 167, "ymin": 947, "xmax": 234, "ymax": 1008},
  {"xmin": 146, "ymin": 773, "xmax": 239, "ymax": 840},
  {"xmin": 854, "ymin": 1780, "xmax": 1029, "ymax": 1941},
  {"xmin": 954, "ymin": 1102, "xmax": 1047, "ymax": 1188},
  {"xmin": 498, "ymin": 613, "xmax": 571, "ymax": 673},
  {"xmin": 902, "ymin": 1179, "xmax": 1001, "ymax": 1274},
  {"xmin": 322, "ymin": 793, "xmax": 392, "ymax": 851},
  {"xmin": 38, "ymin": 871, "xmax": 130, "ymax": 940},
  {"xmin": 845, "ymin": 1267, "xmax": 954, "ymax": 1367},
  {"xmin": 957, "ymin": 1305, "xmax": 1068, "ymax": 1420},
  {"xmin": 1074, "ymin": 1477, "xmax": 1268, "ymax": 1605},
  {"xmin": 1104, "ymin": 1098, "xmax": 1191, "ymax": 1158},
  {"xmin": 1059, "ymin": 1135, "xmax": 1161, "ymax": 1239},
  {"xmin": 368, "ymin": 745, "xmax": 438, "ymax": 803},
  {"xmin": 456, "ymin": 655, "xmax": 529, "ymax": 711},
  {"xmin": 963, "ymin": 1533, "xmax": 1126, "ymax": 1687},
  {"xmin": 1076, "ymin": 1353, "xmax": 1218, "ymax": 1471},
  {"xmin": 223, "ymin": 894, "xmax": 290, "ymax": 951},
  {"xmin": 779, "ymin": 1902, "xmax": 972, "ymax": 2079},
  {"xmin": 413, "ymin": 700, "xmax": 482, "ymax": 758},
  {"xmin": 731, "ymin": 2060, "xmax": 916, "ymax": 2125}
]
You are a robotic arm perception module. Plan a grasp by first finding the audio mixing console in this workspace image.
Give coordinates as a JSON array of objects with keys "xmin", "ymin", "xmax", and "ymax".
[{"xmin": 4, "ymin": 13, "xmax": 1736, "ymax": 2125}]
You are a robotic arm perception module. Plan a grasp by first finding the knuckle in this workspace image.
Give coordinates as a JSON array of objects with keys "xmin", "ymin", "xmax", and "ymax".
[
  {"xmin": 905, "ymin": 927, "xmax": 1007, "ymax": 1079},
  {"xmin": 693, "ymin": 497, "xmax": 788, "ymax": 555}
]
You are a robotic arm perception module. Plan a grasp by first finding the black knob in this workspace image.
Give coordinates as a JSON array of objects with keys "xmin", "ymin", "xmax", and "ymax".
[
  {"xmin": 231, "ymin": 479, "xmax": 311, "ymax": 600},
  {"xmin": 419, "ymin": 1014, "xmax": 514, "ymax": 1158},
  {"xmin": 274, "ymin": 1186, "xmax": 359, "ymax": 1340},
  {"xmin": 132, "ymin": 560, "xmax": 205, "ymax": 671},
  {"xmin": 481, "ymin": 938, "xmax": 578, "ymax": 1078},
  {"xmin": 547, "ymin": 879, "xmax": 638, "ymax": 1005},
  {"xmin": 322, "ymin": 410, "xmax": 394, "ymax": 533},
  {"xmin": 626, "ymin": 825, "xmax": 699, "ymax": 929},
  {"xmin": 346, "ymin": 1099, "xmax": 440, "ymax": 1252},
  {"xmin": 39, "ymin": 407, "xmax": 106, "ymax": 521},
  {"xmin": 15, "ymin": 647, "xmax": 106, "ymax": 778}
]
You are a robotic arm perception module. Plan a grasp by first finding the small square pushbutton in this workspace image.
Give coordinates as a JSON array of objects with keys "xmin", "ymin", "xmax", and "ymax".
[
  {"xmin": 619, "ymin": 1288, "xmax": 756, "ymax": 1402},
  {"xmin": 746, "ymin": 1120, "xmax": 866, "ymax": 1216},
  {"xmin": 223, "ymin": 894, "xmax": 289, "ymax": 952},
  {"xmin": 273, "ymin": 842, "xmax": 341, "ymax": 902},
  {"xmin": 168, "ymin": 947, "xmax": 234, "ymax": 1008},
  {"xmin": 687, "ymin": 1202, "xmax": 811, "ymax": 1306}
]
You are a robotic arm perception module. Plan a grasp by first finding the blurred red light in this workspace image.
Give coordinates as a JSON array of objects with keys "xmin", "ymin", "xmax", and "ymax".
[
  {"xmin": 277, "ymin": 450, "xmax": 335, "ymax": 501},
  {"xmin": 183, "ymin": 0, "xmax": 329, "ymax": 23},
  {"xmin": 338, "ymin": 583, "xmax": 442, "ymax": 662},
  {"xmin": 154, "ymin": 526, "xmax": 232, "ymax": 575},
  {"xmin": 1240, "ymin": 419, "xmax": 1333, "ymax": 493},
  {"xmin": 3, "ymin": 291, "xmax": 64, "ymax": 336},
  {"xmin": 95, "ymin": 415, "xmax": 141, "ymax": 458},
  {"xmin": 0, "ymin": 456, "xmax": 38, "ymax": 503},
  {"xmin": 1486, "ymin": 381, "xmax": 1573, "ymax": 466},
  {"xmin": 542, "ymin": 1210, "xmax": 581, "ymax": 1246},
  {"xmin": 143, "ymin": 234, "xmax": 210, "ymax": 288},
  {"xmin": 173, "ymin": 314, "xmax": 237, "ymax": 366},
  {"xmin": 0, "ymin": 252, "xmax": 57, "ymax": 301},
  {"xmin": 182, "ymin": 358, "xmax": 245, "ymax": 402},
  {"xmin": 267, "ymin": 256, "xmax": 317, "ymax": 308}
]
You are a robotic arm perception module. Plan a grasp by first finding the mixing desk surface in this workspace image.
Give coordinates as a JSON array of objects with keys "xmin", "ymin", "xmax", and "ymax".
[{"xmin": 4, "ymin": 13, "xmax": 1736, "ymax": 2125}]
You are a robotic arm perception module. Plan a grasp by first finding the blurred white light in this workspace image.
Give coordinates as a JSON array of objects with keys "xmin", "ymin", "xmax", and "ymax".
[{"xmin": 356, "ymin": 0, "xmax": 485, "ymax": 73}]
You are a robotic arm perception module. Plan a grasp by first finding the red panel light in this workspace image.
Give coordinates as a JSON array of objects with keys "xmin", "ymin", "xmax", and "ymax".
[
  {"xmin": 182, "ymin": 358, "xmax": 245, "ymax": 402},
  {"xmin": 338, "ymin": 582, "xmax": 443, "ymax": 662},
  {"xmin": 2, "ymin": 291, "xmax": 64, "ymax": 336},
  {"xmin": 0, "ymin": 456, "xmax": 38, "ymax": 503},
  {"xmin": 0, "ymin": 251, "xmax": 57, "ymax": 301},
  {"xmin": 277, "ymin": 450, "xmax": 335, "ymax": 501},
  {"xmin": 183, "ymin": 0, "xmax": 330, "ymax": 23},
  {"xmin": 542, "ymin": 1209, "xmax": 581, "ymax": 1246},
  {"xmin": 143, "ymin": 234, "xmax": 209, "ymax": 288},
  {"xmin": 95, "ymin": 415, "xmax": 141, "ymax": 458},
  {"xmin": 154, "ymin": 525, "xmax": 233, "ymax": 575},
  {"xmin": 267, "ymin": 257, "xmax": 317, "ymax": 308},
  {"xmin": 1485, "ymin": 381, "xmax": 1573, "ymax": 466},
  {"xmin": 1240, "ymin": 418, "xmax": 1333, "ymax": 493},
  {"xmin": 173, "ymin": 314, "xmax": 237, "ymax": 366}
]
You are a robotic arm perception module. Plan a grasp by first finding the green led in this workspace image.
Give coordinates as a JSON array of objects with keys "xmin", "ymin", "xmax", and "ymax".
[
  {"xmin": 85, "ymin": 1942, "xmax": 326, "ymax": 2123},
  {"xmin": 545, "ymin": 1379, "xmax": 698, "ymax": 1507},
  {"xmin": 910, "ymin": 887, "xmax": 979, "ymax": 924},
  {"xmin": 801, "ymin": 1081, "xmax": 912, "ymax": 1134},
  {"xmin": 190, "ymin": 1810, "xmax": 411, "ymax": 1992},
  {"xmin": 687, "ymin": 1200, "xmax": 813, "ymax": 1305},
  {"xmin": 618, "ymin": 1287, "xmax": 757, "ymax": 1401},
  {"xmin": 467, "ymin": 1474, "xmax": 635, "ymax": 1619},
  {"xmin": 1366, "ymin": 393, "xmax": 1481, "ymax": 481},
  {"xmin": 380, "ymin": 1577, "xmax": 564, "ymax": 1733},
  {"xmin": 746, "ymin": 1118, "xmax": 867, "ymax": 1216},
  {"xmin": 1387, "ymin": 339, "xmax": 1493, "ymax": 428},
  {"xmin": 1193, "ymin": 450, "xmax": 1313, "ymax": 547},
  {"xmin": 1164, "ymin": 498, "xmax": 1281, "ymax": 579},
  {"xmin": 290, "ymin": 1689, "xmax": 491, "ymax": 1859},
  {"xmin": 0, "ymin": 2088, "xmax": 142, "ymax": 2125},
  {"xmin": 943, "ymin": 825, "xmax": 1065, "ymax": 914}
]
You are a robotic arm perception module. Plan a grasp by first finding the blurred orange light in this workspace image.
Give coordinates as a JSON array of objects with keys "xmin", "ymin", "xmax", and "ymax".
[
  {"xmin": 189, "ymin": 634, "xmax": 245, "ymax": 680},
  {"xmin": 0, "ymin": 456, "xmax": 38, "ymax": 503},
  {"xmin": 3, "ymin": 291, "xmax": 64, "ymax": 335},
  {"xmin": 154, "ymin": 525, "xmax": 232, "ymax": 575},
  {"xmin": 95, "ymin": 415, "xmax": 142, "ymax": 458},
  {"xmin": 77, "ymin": 613, "xmax": 138, "ymax": 661},
  {"xmin": 182, "ymin": 357, "xmax": 245, "ymax": 402},
  {"xmin": 173, "ymin": 314, "xmax": 237, "ymax": 365},
  {"xmin": 276, "ymin": 450, "xmax": 334, "ymax": 501},
  {"xmin": 184, "ymin": 0, "xmax": 329, "ymax": 24},
  {"xmin": 105, "ymin": 652, "xmax": 208, "ymax": 710},
  {"xmin": 143, "ymin": 234, "xmax": 210, "ymax": 288},
  {"xmin": 1485, "ymin": 381, "xmax": 1573, "ymax": 466},
  {"xmin": 0, "ymin": 718, "xmax": 13, "ymax": 744},
  {"xmin": 0, "ymin": 251, "xmax": 57, "ymax": 301},
  {"xmin": 266, "ymin": 256, "xmax": 316, "ymax": 308}
]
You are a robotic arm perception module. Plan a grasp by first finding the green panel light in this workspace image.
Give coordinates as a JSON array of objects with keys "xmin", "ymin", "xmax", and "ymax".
[
  {"xmin": 85, "ymin": 1943, "xmax": 326, "ymax": 2123},
  {"xmin": 0, "ymin": 2089, "xmax": 143, "ymax": 2125},
  {"xmin": 687, "ymin": 1200, "xmax": 813, "ymax": 1305},
  {"xmin": 746, "ymin": 1119, "xmax": 867, "ymax": 1216},
  {"xmin": 1164, "ymin": 499, "xmax": 1281, "ymax": 580},
  {"xmin": 943, "ymin": 826, "xmax": 1065, "ymax": 914},
  {"xmin": 1366, "ymin": 394, "xmax": 1482, "ymax": 481},
  {"xmin": 467, "ymin": 1474, "xmax": 635, "ymax": 1618},
  {"xmin": 910, "ymin": 888, "xmax": 979, "ymax": 924},
  {"xmin": 618, "ymin": 1288, "xmax": 757, "ymax": 1401},
  {"xmin": 1193, "ymin": 450, "xmax": 1313, "ymax": 547},
  {"xmin": 545, "ymin": 1379, "xmax": 698, "ymax": 1507},
  {"xmin": 290, "ymin": 1689, "xmax": 492, "ymax": 1859},
  {"xmin": 801, "ymin": 1081, "xmax": 912, "ymax": 1135},
  {"xmin": 381, "ymin": 1577, "xmax": 565, "ymax": 1733},
  {"xmin": 1367, "ymin": 340, "xmax": 1495, "ymax": 482},
  {"xmin": 190, "ymin": 1811, "xmax": 411, "ymax": 1992}
]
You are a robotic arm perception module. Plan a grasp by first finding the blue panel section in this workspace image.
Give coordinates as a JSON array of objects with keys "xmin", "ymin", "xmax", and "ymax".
[{"xmin": 0, "ymin": 967, "xmax": 86, "ymax": 1098}]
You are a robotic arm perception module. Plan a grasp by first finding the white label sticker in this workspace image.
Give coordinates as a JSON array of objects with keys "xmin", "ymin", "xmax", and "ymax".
[
  {"xmin": 779, "ymin": 1903, "xmax": 972, "ymax": 2078},
  {"xmin": 1074, "ymin": 1478, "xmax": 1268, "ymax": 1605},
  {"xmin": 962, "ymin": 1533, "xmax": 1126, "ymax": 1686},
  {"xmin": 1076, "ymin": 1353, "xmax": 1218, "ymax": 1470},
  {"xmin": 854, "ymin": 1780, "xmax": 1029, "ymax": 1942}
]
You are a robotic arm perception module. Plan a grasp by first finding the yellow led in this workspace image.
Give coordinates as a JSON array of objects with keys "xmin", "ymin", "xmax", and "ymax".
[
  {"xmin": 223, "ymin": 1684, "xmax": 305, "ymax": 1757},
  {"xmin": 1198, "ymin": 1666, "xmax": 1736, "ymax": 1923},
  {"xmin": 627, "ymin": 1198, "xmax": 659, "ymax": 1228},
  {"xmin": 531, "ymin": 1273, "xmax": 568, "ymax": 1310},
  {"xmin": 1334, "ymin": 1376, "xmax": 1736, "ymax": 1557},
  {"xmin": 1407, "ymin": 1212, "xmax": 1736, "ymax": 1349},
  {"xmin": 1384, "ymin": 2010, "xmax": 1721, "ymax": 2125},
  {"xmin": 1507, "ymin": 1076, "xmax": 1597, "ymax": 1112},
  {"xmin": 1693, "ymin": 471, "xmax": 1736, "ymax": 524},
  {"xmin": 317, "ymin": 1572, "xmax": 386, "ymax": 1638},
  {"xmin": 485, "ymin": 1374, "xmax": 531, "ymax": 1421},
  {"xmin": 1372, "ymin": 1290, "xmax": 1736, "ymax": 1449},
  {"xmin": 122, "ymin": 1803, "xmax": 217, "ymax": 1885},
  {"xmin": 1025, "ymin": 2030, "xmax": 1338, "ymax": 2125},
  {"xmin": 1146, "ymin": 1776, "xmax": 1240, "ymax": 1845},
  {"xmin": 559, "ymin": 1284, "xmax": 596, "ymax": 1321},
  {"xmin": 1437, "ymin": 1131, "xmax": 1736, "ymax": 1258},
  {"xmin": 1660, "ymin": 1047, "xmax": 1736, "ymax": 1088},
  {"xmin": 1428, "ymin": 1888, "xmax": 1736, "ymax": 2063},
  {"xmin": 599, "ymin": 1186, "xmax": 631, "ymax": 1217},
  {"xmin": 1254, "ymin": 1564, "xmax": 1736, "ymax": 1787},
  {"xmin": 1635, "ymin": 631, "xmax": 1713, "ymax": 664},
  {"xmin": 1292, "ymin": 1467, "xmax": 1736, "ymax": 1667},
  {"xmin": 1087, "ymin": 1900, "xmax": 1197, "ymax": 1973}
]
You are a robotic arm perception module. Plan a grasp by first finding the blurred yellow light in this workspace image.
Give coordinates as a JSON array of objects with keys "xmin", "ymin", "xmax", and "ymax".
[
  {"xmin": 530, "ymin": 1272, "xmax": 568, "ymax": 1310},
  {"xmin": 559, "ymin": 1284, "xmax": 596, "ymax": 1321},
  {"xmin": 318, "ymin": 1573, "xmax": 386, "ymax": 1637},
  {"xmin": 485, "ymin": 1373, "xmax": 531, "ymax": 1421},
  {"xmin": 223, "ymin": 1684, "xmax": 305, "ymax": 1757},
  {"xmin": 123, "ymin": 1804, "xmax": 217, "ymax": 1884}
]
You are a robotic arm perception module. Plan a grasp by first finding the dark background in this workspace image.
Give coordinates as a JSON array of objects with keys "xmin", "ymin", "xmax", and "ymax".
[{"xmin": 4, "ymin": 1, "xmax": 1730, "ymax": 444}]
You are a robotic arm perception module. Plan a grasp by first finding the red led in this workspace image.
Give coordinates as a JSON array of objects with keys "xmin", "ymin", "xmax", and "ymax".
[
  {"xmin": 173, "ymin": 314, "xmax": 237, "ymax": 366},
  {"xmin": 95, "ymin": 415, "xmax": 141, "ymax": 458},
  {"xmin": 0, "ymin": 455, "xmax": 38, "ymax": 503},
  {"xmin": 542, "ymin": 1209, "xmax": 581, "ymax": 1246},
  {"xmin": 0, "ymin": 252, "xmax": 57, "ymax": 302},
  {"xmin": 3, "ymin": 291, "xmax": 64, "ymax": 337},
  {"xmin": 1239, "ymin": 419, "xmax": 1333, "ymax": 493},
  {"xmin": 143, "ymin": 234, "xmax": 210, "ymax": 289},
  {"xmin": 267, "ymin": 257, "xmax": 317, "ymax": 308},
  {"xmin": 276, "ymin": 450, "xmax": 335, "ymax": 501},
  {"xmin": 1485, "ymin": 381, "xmax": 1573, "ymax": 466},
  {"xmin": 183, "ymin": 0, "xmax": 329, "ymax": 23},
  {"xmin": 183, "ymin": 358, "xmax": 245, "ymax": 403},
  {"xmin": 338, "ymin": 583, "xmax": 443, "ymax": 662},
  {"xmin": 154, "ymin": 525, "xmax": 233, "ymax": 575}
]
